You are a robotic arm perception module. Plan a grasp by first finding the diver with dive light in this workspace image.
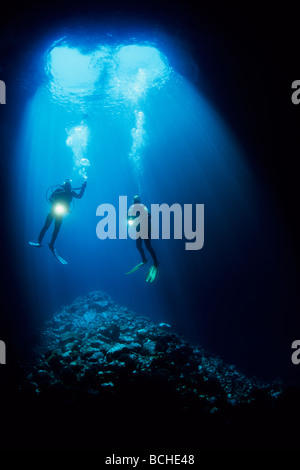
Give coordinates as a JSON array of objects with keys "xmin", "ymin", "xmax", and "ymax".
[
  {"xmin": 29, "ymin": 179, "xmax": 87, "ymax": 263},
  {"xmin": 126, "ymin": 195, "xmax": 159, "ymax": 282}
]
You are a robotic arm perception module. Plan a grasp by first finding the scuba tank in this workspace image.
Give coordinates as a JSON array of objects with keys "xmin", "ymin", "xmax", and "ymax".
[{"xmin": 46, "ymin": 181, "xmax": 82, "ymax": 213}]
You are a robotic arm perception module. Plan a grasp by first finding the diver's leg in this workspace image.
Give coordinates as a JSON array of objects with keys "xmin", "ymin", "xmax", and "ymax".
[
  {"xmin": 136, "ymin": 238, "xmax": 147, "ymax": 263},
  {"xmin": 144, "ymin": 238, "xmax": 159, "ymax": 267},
  {"xmin": 49, "ymin": 216, "xmax": 63, "ymax": 249},
  {"xmin": 38, "ymin": 212, "xmax": 54, "ymax": 245}
]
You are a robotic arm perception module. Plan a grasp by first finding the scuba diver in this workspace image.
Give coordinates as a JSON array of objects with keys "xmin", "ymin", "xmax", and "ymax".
[
  {"xmin": 126, "ymin": 195, "xmax": 159, "ymax": 282},
  {"xmin": 29, "ymin": 179, "xmax": 87, "ymax": 264}
]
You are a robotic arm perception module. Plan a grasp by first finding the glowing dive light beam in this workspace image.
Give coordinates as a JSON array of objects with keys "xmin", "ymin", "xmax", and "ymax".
[{"xmin": 53, "ymin": 203, "xmax": 67, "ymax": 215}]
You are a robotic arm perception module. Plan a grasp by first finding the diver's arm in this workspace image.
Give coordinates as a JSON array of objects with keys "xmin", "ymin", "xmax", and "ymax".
[{"xmin": 72, "ymin": 181, "xmax": 87, "ymax": 199}]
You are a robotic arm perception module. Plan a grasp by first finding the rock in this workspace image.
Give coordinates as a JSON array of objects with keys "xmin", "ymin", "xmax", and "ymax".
[
  {"xmin": 106, "ymin": 343, "xmax": 128, "ymax": 359},
  {"xmin": 101, "ymin": 381, "xmax": 114, "ymax": 388},
  {"xmin": 167, "ymin": 344, "xmax": 193, "ymax": 363},
  {"xmin": 106, "ymin": 342, "xmax": 142, "ymax": 361},
  {"xmin": 47, "ymin": 353, "xmax": 62, "ymax": 372},
  {"xmin": 80, "ymin": 346, "xmax": 100, "ymax": 358},
  {"xmin": 118, "ymin": 353, "xmax": 138, "ymax": 369},
  {"xmin": 37, "ymin": 369, "xmax": 52, "ymax": 384},
  {"xmin": 136, "ymin": 328, "xmax": 148, "ymax": 339},
  {"xmin": 84, "ymin": 312, "xmax": 96, "ymax": 322},
  {"xmin": 142, "ymin": 339, "xmax": 156, "ymax": 355},
  {"xmin": 89, "ymin": 301, "xmax": 109, "ymax": 313},
  {"xmin": 60, "ymin": 331, "xmax": 78, "ymax": 345},
  {"xmin": 16, "ymin": 289, "xmax": 287, "ymax": 452},
  {"xmin": 59, "ymin": 365, "xmax": 79, "ymax": 385},
  {"xmin": 90, "ymin": 341, "xmax": 103, "ymax": 348},
  {"xmin": 159, "ymin": 323, "xmax": 171, "ymax": 329},
  {"xmin": 98, "ymin": 324, "xmax": 120, "ymax": 341}
]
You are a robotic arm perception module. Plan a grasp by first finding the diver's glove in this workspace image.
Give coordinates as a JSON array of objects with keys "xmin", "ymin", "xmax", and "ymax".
[{"xmin": 82, "ymin": 181, "xmax": 87, "ymax": 188}]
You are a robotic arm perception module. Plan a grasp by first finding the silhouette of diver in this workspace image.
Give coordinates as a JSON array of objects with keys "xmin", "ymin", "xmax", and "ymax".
[
  {"xmin": 127, "ymin": 196, "xmax": 159, "ymax": 281},
  {"xmin": 35, "ymin": 179, "xmax": 87, "ymax": 250}
]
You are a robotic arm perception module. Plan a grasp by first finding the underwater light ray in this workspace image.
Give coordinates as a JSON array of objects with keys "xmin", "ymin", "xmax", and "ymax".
[
  {"xmin": 107, "ymin": 45, "xmax": 172, "ymax": 195},
  {"xmin": 109, "ymin": 45, "xmax": 171, "ymax": 104},
  {"xmin": 137, "ymin": 73, "xmax": 261, "ymax": 244},
  {"xmin": 144, "ymin": 75, "xmax": 255, "ymax": 198},
  {"xmin": 46, "ymin": 42, "xmax": 173, "ymax": 194},
  {"xmin": 18, "ymin": 35, "xmax": 265, "ymax": 325}
]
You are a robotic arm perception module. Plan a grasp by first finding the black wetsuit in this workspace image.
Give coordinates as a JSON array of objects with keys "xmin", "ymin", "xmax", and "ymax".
[
  {"xmin": 38, "ymin": 185, "xmax": 86, "ymax": 248},
  {"xmin": 136, "ymin": 210, "xmax": 159, "ymax": 267}
]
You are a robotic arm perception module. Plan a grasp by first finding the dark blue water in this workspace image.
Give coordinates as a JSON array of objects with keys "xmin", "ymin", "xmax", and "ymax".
[{"xmin": 10, "ymin": 25, "xmax": 299, "ymax": 384}]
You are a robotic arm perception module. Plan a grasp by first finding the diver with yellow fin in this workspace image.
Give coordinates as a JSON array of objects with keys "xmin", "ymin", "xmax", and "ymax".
[
  {"xmin": 126, "ymin": 195, "xmax": 159, "ymax": 282},
  {"xmin": 29, "ymin": 179, "xmax": 87, "ymax": 264}
]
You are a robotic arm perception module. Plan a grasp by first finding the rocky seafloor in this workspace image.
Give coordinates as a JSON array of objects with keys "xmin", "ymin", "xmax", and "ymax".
[{"xmin": 3, "ymin": 291, "xmax": 300, "ymax": 451}]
